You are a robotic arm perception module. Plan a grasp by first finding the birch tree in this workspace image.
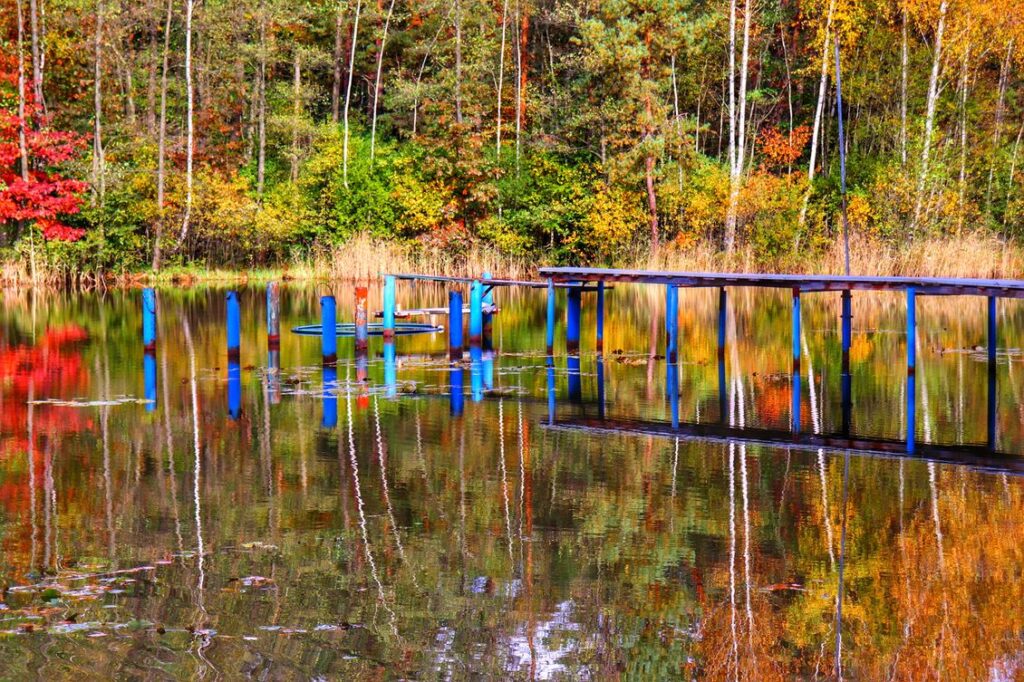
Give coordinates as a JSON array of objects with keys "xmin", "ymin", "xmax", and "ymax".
[
  {"xmin": 911, "ymin": 0, "xmax": 949, "ymax": 233},
  {"xmin": 180, "ymin": 0, "xmax": 195, "ymax": 240},
  {"xmin": 152, "ymin": 0, "xmax": 173, "ymax": 269},
  {"xmin": 370, "ymin": 0, "xmax": 397, "ymax": 162},
  {"xmin": 342, "ymin": 0, "xmax": 363, "ymax": 188}
]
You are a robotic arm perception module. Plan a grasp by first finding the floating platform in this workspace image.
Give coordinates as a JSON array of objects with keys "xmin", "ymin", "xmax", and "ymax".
[
  {"xmin": 291, "ymin": 322, "xmax": 442, "ymax": 337},
  {"xmin": 374, "ymin": 304, "xmax": 499, "ymax": 319}
]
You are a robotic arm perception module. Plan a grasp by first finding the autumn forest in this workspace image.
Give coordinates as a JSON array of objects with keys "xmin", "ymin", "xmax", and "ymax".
[{"xmin": 1, "ymin": 0, "xmax": 1022, "ymax": 278}]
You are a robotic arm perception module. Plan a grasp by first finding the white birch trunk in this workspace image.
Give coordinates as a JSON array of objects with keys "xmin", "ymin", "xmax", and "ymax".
[
  {"xmin": 911, "ymin": 0, "xmax": 949, "ymax": 234},
  {"xmin": 343, "ymin": 0, "xmax": 363, "ymax": 188},
  {"xmin": 370, "ymin": 0, "xmax": 397, "ymax": 163}
]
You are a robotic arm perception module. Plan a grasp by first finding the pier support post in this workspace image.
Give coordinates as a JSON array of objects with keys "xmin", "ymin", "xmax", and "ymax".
[
  {"xmin": 322, "ymin": 366, "xmax": 338, "ymax": 428},
  {"xmin": 383, "ymin": 275, "xmax": 396, "ymax": 339},
  {"xmin": 143, "ymin": 288, "xmax": 157, "ymax": 351},
  {"xmin": 791, "ymin": 287, "xmax": 801, "ymax": 434},
  {"xmin": 568, "ymin": 354, "xmax": 582, "ymax": 403},
  {"xmin": 668, "ymin": 362, "xmax": 679, "ymax": 428},
  {"xmin": 266, "ymin": 282, "xmax": 280, "ymax": 349},
  {"xmin": 567, "ymin": 286, "xmax": 582, "ymax": 354},
  {"xmin": 907, "ymin": 287, "xmax": 916, "ymax": 453},
  {"xmin": 470, "ymin": 280, "xmax": 484, "ymax": 345},
  {"xmin": 841, "ymin": 290, "xmax": 853, "ymax": 435},
  {"xmin": 596, "ymin": 282, "xmax": 605, "ymax": 354},
  {"xmin": 666, "ymin": 285, "xmax": 679, "ymax": 363},
  {"xmin": 546, "ymin": 280, "xmax": 556, "ymax": 355},
  {"xmin": 449, "ymin": 290, "xmax": 464, "ymax": 361},
  {"xmin": 321, "ymin": 295, "xmax": 337, "ymax": 366},
  {"xmin": 226, "ymin": 291, "xmax": 241, "ymax": 361},
  {"xmin": 988, "ymin": 296, "xmax": 997, "ymax": 451},
  {"xmin": 718, "ymin": 288, "xmax": 727, "ymax": 423},
  {"xmin": 355, "ymin": 287, "xmax": 369, "ymax": 352}
]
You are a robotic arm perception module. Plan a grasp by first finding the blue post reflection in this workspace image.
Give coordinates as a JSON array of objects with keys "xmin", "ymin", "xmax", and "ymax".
[
  {"xmin": 470, "ymin": 345, "xmax": 484, "ymax": 402},
  {"xmin": 596, "ymin": 356, "xmax": 605, "ymax": 420},
  {"xmin": 228, "ymin": 359, "xmax": 242, "ymax": 421},
  {"xmin": 384, "ymin": 341, "xmax": 397, "ymax": 399},
  {"xmin": 667, "ymin": 362, "xmax": 679, "ymax": 428},
  {"xmin": 792, "ymin": 288, "xmax": 801, "ymax": 434},
  {"xmin": 267, "ymin": 349, "xmax": 281, "ymax": 404},
  {"xmin": 450, "ymin": 367, "xmax": 465, "ymax": 416},
  {"xmin": 718, "ymin": 287, "xmax": 727, "ymax": 423},
  {"xmin": 568, "ymin": 354, "xmax": 581, "ymax": 403},
  {"xmin": 483, "ymin": 350, "xmax": 494, "ymax": 391},
  {"xmin": 322, "ymin": 365, "xmax": 338, "ymax": 428},
  {"xmin": 666, "ymin": 285, "xmax": 679, "ymax": 363},
  {"xmin": 143, "ymin": 351, "xmax": 157, "ymax": 413},
  {"xmin": 907, "ymin": 287, "xmax": 916, "ymax": 453},
  {"xmin": 546, "ymin": 357, "xmax": 556, "ymax": 425},
  {"xmin": 988, "ymin": 295, "xmax": 997, "ymax": 451}
]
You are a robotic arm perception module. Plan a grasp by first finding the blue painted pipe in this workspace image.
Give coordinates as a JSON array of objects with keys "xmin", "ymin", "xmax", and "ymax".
[
  {"xmin": 568, "ymin": 354, "xmax": 581, "ymax": 403},
  {"xmin": 384, "ymin": 341, "xmax": 397, "ymax": 399},
  {"xmin": 546, "ymin": 280, "xmax": 556, "ymax": 354},
  {"xmin": 470, "ymin": 280, "xmax": 484, "ymax": 344},
  {"xmin": 143, "ymin": 351, "xmax": 157, "ymax": 413},
  {"xmin": 841, "ymin": 290, "xmax": 852, "ymax": 373},
  {"xmin": 266, "ymin": 281, "xmax": 280, "ymax": 348},
  {"xmin": 228, "ymin": 359, "xmax": 242, "ymax": 420},
  {"xmin": 717, "ymin": 288, "xmax": 727, "ymax": 357},
  {"xmin": 449, "ymin": 290, "xmax": 464, "ymax": 361},
  {"xmin": 470, "ymin": 345, "xmax": 484, "ymax": 402},
  {"xmin": 792, "ymin": 288, "xmax": 801, "ymax": 434},
  {"xmin": 567, "ymin": 286, "xmax": 582, "ymax": 354},
  {"xmin": 142, "ymin": 288, "xmax": 157, "ymax": 351},
  {"xmin": 666, "ymin": 285, "xmax": 679, "ymax": 363},
  {"xmin": 596, "ymin": 282, "xmax": 605, "ymax": 354},
  {"xmin": 321, "ymin": 295, "xmax": 337, "ymax": 365},
  {"xmin": 988, "ymin": 296, "xmax": 997, "ymax": 450},
  {"xmin": 226, "ymin": 291, "xmax": 241, "ymax": 359},
  {"xmin": 907, "ymin": 287, "xmax": 916, "ymax": 453},
  {"xmin": 792, "ymin": 371, "xmax": 801, "ymax": 434},
  {"xmin": 383, "ymin": 275, "xmax": 396, "ymax": 339},
  {"xmin": 667, "ymin": 362, "xmax": 679, "ymax": 429},
  {"xmin": 322, "ymin": 365, "xmax": 338, "ymax": 428},
  {"xmin": 718, "ymin": 288, "xmax": 727, "ymax": 423},
  {"xmin": 450, "ymin": 367, "xmax": 464, "ymax": 416}
]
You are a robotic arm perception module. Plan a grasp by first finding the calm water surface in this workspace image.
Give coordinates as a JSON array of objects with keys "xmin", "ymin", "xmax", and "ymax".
[{"xmin": 1, "ymin": 283, "xmax": 1023, "ymax": 679}]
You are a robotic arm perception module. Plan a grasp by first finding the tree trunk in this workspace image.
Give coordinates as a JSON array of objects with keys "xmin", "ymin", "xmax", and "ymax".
[
  {"xmin": 370, "ymin": 0, "xmax": 396, "ymax": 163},
  {"xmin": 900, "ymin": 6, "xmax": 908, "ymax": 167},
  {"xmin": 180, "ymin": 0, "xmax": 195, "ymax": 241},
  {"xmin": 514, "ymin": 0, "xmax": 522, "ymax": 168},
  {"xmin": 724, "ymin": 0, "xmax": 751, "ymax": 252},
  {"xmin": 257, "ymin": 0, "xmax": 267, "ymax": 196},
  {"xmin": 331, "ymin": 2, "xmax": 344, "ymax": 123},
  {"xmin": 291, "ymin": 49, "xmax": 301, "ymax": 183},
  {"xmin": 28, "ymin": 0, "xmax": 45, "ymax": 115},
  {"xmin": 16, "ymin": 0, "xmax": 30, "ymax": 183},
  {"xmin": 1004, "ymin": 118, "xmax": 1024, "ymax": 226},
  {"xmin": 152, "ymin": 0, "xmax": 172, "ymax": 271},
  {"xmin": 723, "ymin": 0, "xmax": 737, "ymax": 251},
  {"xmin": 343, "ymin": 0, "xmax": 363, "ymax": 188},
  {"xmin": 957, "ymin": 40, "xmax": 971, "ymax": 234},
  {"xmin": 145, "ymin": 16, "xmax": 157, "ymax": 135},
  {"xmin": 912, "ymin": 0, "xmax": 949, "ymax": 234},
  {"xmin": 495, "ymin": 0, "xmax": 509, "ymax": 158},
  {"xmin": 796, "ymin": 0, "xmax": 835, "ymax": 237},
  {"xmin": 454, "ymin": 0, "xmax": 463, "ymax": 125},
  {"xmin": 92, "ymin": 0, "xmax": 105, "ymax": 205},
  {"xmin": 987, "ymin": 41, "xmax": 1015, "ymax": 209}
]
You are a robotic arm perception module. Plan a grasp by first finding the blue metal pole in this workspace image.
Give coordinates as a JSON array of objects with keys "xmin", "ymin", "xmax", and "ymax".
[
  {"xmin": 144, "ymin": 351, "xmax": 157, "ymax": 413},
  {"xmin": 142, "ymin": 288, "xmax": 157, "ymax": 351},
  {"xmin": 718, "ymin": 287, "xmax": 727, "ymax": 423},
  {"xmin": 546, "ymin": 279, "xmax": 556, "ymax": 355},
  {"xmin": 841, "ymin": 290, "xmax": 853, "ymax": 436},
  {"xmin": 266, "ymin": 281, "xmax": 280, "ymax": 349},
  {"xmin": 449, "ymin": 290, "xmax": 464, "ymax": 361},
  {"xmin": 907, "ymin": 287, "xmax": 916, "ymax": 453},
  {"xmin": 321, "ymin": 295, "xmax": 337, "ymax": 365},
  {"xmin": 228, "ymin": 359, "xmax": 242, "ymax": 420},
  {"xmin": 568, "ymin": 354, "xmax": 582, "ymax": 403},
  {"xmin": 666, "ymin": 285, "xmax": 679, "ymax": 363},
  {"xmin": 668, "ymin": 362, "xmax": 679, "ymax": 428},
  {"xmin": 792, "ymin": 287, "xmax": 801, "ymax": 434},
  {"xmin": 567, "ymin": 286, "xmax": 582, "ymax": 354},
  {"xmin": 596, "ymin": 282, "xmax": 605, "ymax": 354},
  {"xmin": 384, "ymin": 341, "xmax": 397, "ymax": 399},
  {"xmin": 226, "ymin": 290, "xmax": 241, "ymax": 360},
  {"xmin": 988, "ymin": 296, "xmax": 997, "ymax": 450},
  {"xmin": 383, "ymin": 275, "xmax": 396, "ymax": 340},
  {"xmin": 322, "ymin": 365, "xmax": 338, "ymax": 428},
  {"xmin": 470, "ymin": 280, "xmax": 484, "ymax": 345},
  {"xmin": 470, "ymin": 345, "xmax": 484, "ymax": 402},
  {"xmin": 546, "ymin": 357, "xmax": 556, "ymax": 425},
  {"xmin": 450, "ymin": 366, "xmax": 464, "ymax": 416}
]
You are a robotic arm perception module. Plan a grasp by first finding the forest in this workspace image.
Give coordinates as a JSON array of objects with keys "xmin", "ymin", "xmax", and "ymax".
[{"xmin": 1, "ymin": 0, "xmax": 1024, "ymax": 279}]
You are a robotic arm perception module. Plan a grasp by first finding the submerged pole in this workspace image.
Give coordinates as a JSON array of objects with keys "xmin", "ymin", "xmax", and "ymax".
[
  {"xmin": 666, "ymin": 285, "xmax": 679, "ymax": 363},
  {"xmin": 718, "ymin": 288, "xmax": 727, "ymax": 423},
  {"xmin": 546, "ymin": 357, "xmax": 556, "ymax": 424},
  {"xmin": 448, "ymin": 290, "xmax": 464, "ymax": 361},
  {"xmin": 596, "ymin": 282, "xmax": 605, "ymax": 354},
  {"xmin": 470, "ymin": 345, "xmax": 484, "ymax": 402},
  {"xmin": 546, "ymin": 280, "xmax": 556, "ymax": 355},
  {"xmin": 266, "ymin": 281, "xmax": 280, "ymax": 349},
  {"xmin": 228, "ymin": 358, "xmax": 242, "ymax": 420},
  {"xmin": 841, "ymin": 290, "xmax": 853, "ymax": 435},
  {"xmin": 450, "ymin": 365, "xmax": 465, "ymax": 416},
  {"xmin": 568, "ymin": 354, "xmax": 582, "ymax": 403},
  {"xmin": 907, "ymin": 287, "xmax": 916, "ymax": 453},
  {"xmin": 470, "ymin": 280, "xmax": 484, "ymax": 345},
  {"xmin": 354, "ymin": 286, "xmax": 369, "ymax": 352},
  {"xmin": 142, "ymin": 287, "xmax": 157, "ymax": 351},
  {"xmin": 384, "ymin": 341, "xmax": 397, "ymax": 399},
  {"xmin": 383, "ymin": 275, "xmax": 396, "ymax": 339},
  {"xmin": 144, "ymin": 351, "xmax": 157, "ymax": 413},
  {"xmin": 567, "ymin": 286, "xmax": 582, "ymax": 354},
  {"xmin": 321, "ymin": 295, "xmax": 337, "ymax": 365},
  {"xmin": 226, "ymin": 290, "xmax": 241, "ymax": 361},
  {"xmin": 792, "ymin": 287, "xmax": 801, "ymax": 434},
  {"xmin": 988, "ymin": 296, "xmax": 997, "ymax": 450},
  {"xmin": 667, "ymin": 362, "xmax": 679, "ymax": 428},
  {"xmin": 322, "ymin": 365, "xmax": 338, "ymax": 428}
]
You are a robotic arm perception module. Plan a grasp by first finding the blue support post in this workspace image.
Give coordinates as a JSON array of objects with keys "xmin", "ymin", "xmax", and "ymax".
[
  {"xmin": 383, "ymin": 275, "xmax": 396, "ymax": 340},
  {"xmin": 567, "ymin": 286, "xmax": 582, "ymax": 354},
  {"xmin": 470, "ymin": 280, "xmax": 484, "ymax": 345},
  {"xmin": 226, "ymin": 291, "xmax": 241, "ymax": 361},
  {"xmin": 841, "ymin": 290, "xmax": 852, "ymax": 435},
  {"xmin": 450, "ymin": 367, "xmax": 465, "ymax": 416},
  {"xmin": 718, "ymin": 288, "xmax": 727, "ymax": 423},
  {"xmin": 322, "ymin": 366, "xmax": 338, "ymax": 428},
  {"xmin": 546, "ymin": 280, "xmax": 556, "ymax": 355},
  {"xmin": 449, "ymin": 290, "xmax": 464, "ymax": 361},
  {"xmin": 470, "ymin": 345, "xmax": 484, "ymax": 402},
  {"xmin": 988, "ymin": 296, "xmax": 997, "ymax": 451},
  {"xmin": 791, "ymin": 287, "xmax": 801, "ymax": 434},
  {"xmin": 266, "ymin": 281, "xmax": 280, "ymax": 349},
  {"xmin": 143, "ymin": 351, "xmax": 157, "ymax": 413},
  {"xmin": 907, "ymin": 287, "xmax": 916, "ymax": 453},
  {"xmin": 228, "ymin": 359, "xmax": 242, "ymax": 420},
  {"xmin": 668, "ymin": 362, "xmax": 679, "ymax": 429},
  {"xmin": 142, "ymin": 288, "xmax": 157, "ymax": 351},
  {"xmin": 384, "ymin": 342, "xmax": 397, "ymax": 399},
  {"xmin": 568, "ymin": 355, "xmax": 582, "ymax": 403},
  {"xmin": 596, "ymin": 282, "xmax": 605, "ymax": 354},
  {"xmin": 546, "ymin": 357, "xmax": 556, "ymax": 425},
  {"xmin": 321, "ymin": 295, "xmax": 337, "ymax": 365},
  {"xmin": 666, "ymin": 285, "xmax": 679, "ymax": 363}
]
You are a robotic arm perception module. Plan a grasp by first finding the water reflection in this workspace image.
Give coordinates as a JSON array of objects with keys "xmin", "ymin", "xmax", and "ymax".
[{"xmin": 0, "ymin": 284, "xmax": 1021, "ymax": 678}]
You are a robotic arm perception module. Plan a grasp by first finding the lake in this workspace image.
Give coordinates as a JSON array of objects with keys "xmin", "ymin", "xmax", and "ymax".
[{"xmin": 0, "ymin": 282, "xmax": 1022, "ymax": 678}]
